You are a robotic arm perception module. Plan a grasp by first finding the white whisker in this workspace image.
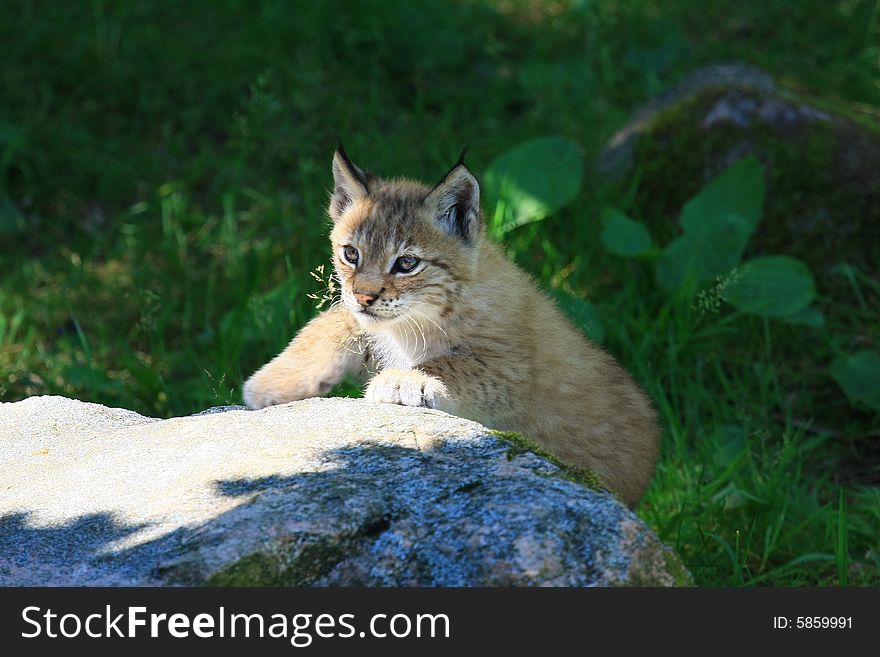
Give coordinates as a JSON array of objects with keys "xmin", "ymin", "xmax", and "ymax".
[
  {"xmin": 403, "ymin": 311, "xmax": 429, "ymax": 361},
  {"xmin": 401, "ymin": 312, "xmax": 426, "ymax": 361},
  {"xmin": 409, "ymin": 307, "xmax": 449, "ymax": 341}
]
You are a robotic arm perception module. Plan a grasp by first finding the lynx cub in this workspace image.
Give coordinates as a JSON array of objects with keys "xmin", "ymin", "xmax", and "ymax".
[{"xmin": 243, "ymin": 146, "xmax": 659, "ymax": 504}]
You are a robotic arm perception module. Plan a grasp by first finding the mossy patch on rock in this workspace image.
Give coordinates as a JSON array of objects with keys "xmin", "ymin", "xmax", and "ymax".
[
  {"xmin": 207, "ymin": 552, "xmax": 286, "ymax": 587},
  {"xmin": 207, "ymin": 539, "xmax": 349, "ymax": 587},
  {"xmin": 490, "ymin": 429, "xmax": 608, "ymax": 495},
  {"xmin": 615, "ymin": 518, "xmax": 694, "ymax": 587}
]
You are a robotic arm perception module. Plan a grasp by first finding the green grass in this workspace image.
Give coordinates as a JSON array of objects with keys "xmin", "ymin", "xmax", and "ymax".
[{"xmin": 1, "ymin": 0, "xmax": 878, "ymax": 586}]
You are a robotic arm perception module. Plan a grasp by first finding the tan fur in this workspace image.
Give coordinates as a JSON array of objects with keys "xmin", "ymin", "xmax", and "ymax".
[{"xmin": 243, "ymin": 148, "xmax": 660, "ymax": 505}]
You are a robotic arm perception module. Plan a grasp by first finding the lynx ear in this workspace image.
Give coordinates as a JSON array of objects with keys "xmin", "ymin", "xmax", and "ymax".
[
  {"xmin": 425, "ymin": 150, "xmax": 480, "ymax": 242},
  {"xmin": 329, "ymin": 144, "xmax": 372, "ymax": 222}
]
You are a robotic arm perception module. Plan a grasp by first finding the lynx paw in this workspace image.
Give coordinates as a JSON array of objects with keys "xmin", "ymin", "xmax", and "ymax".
[
  {"xmin": 243, "ymin": 370, "xmax": 327, "ymax": 410},
  {"xmin": 242, "ymin": 375, "xmax": 282, "ymax": 409},
  {"xmin": 365, "ymin": 369, "xmax": 448, "ymax": 409}
]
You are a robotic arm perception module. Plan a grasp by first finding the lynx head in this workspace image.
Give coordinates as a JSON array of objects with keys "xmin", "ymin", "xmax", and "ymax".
[{"xmin": 328, "ymin": 145, "xmax": 482, "ymax": 330}]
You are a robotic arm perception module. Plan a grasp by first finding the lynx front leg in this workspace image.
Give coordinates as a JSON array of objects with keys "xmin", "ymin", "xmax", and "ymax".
[{"xmin": 243, "ymin": 305, "xmax": 365, "ymax": 409}]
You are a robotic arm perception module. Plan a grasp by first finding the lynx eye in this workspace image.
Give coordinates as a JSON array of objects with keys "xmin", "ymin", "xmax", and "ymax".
[
  {"xmin": 392, "ymin": 255, "xmax": 421, "ymax": 274},
  {"xmin": 342, "ymin": 245, "xmax": 359, "ymax": 265}
]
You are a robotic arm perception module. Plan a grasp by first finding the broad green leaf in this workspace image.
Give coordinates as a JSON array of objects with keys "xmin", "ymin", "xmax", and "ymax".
[
  {"xmin": 830, "ymin": 350, "xmax": 880, "ymax": 412},
  {"xmin": 679, "ymin": 155, "xmax": 765, "ymax": 234},
  {"xmin": 552, "ymin": 291, "xmax": 605, "ymax": 343},
  {"xmin": 656, "ymin": 213, "xmax": 751, "ymax": 294},
  {"xmin": 779, "ymin": 306, "xmax": 825, "ymax": 328},
  {"xmin": 600, "ymin": 208, "xmax": 654, "ymax": 258},
  {"xmin": 724, "ymin": 256, "xmax": 815, "ymax": 317},
  {"xmin": 483, "ymin": 137, "xmax": 582, "ymax": 235}
]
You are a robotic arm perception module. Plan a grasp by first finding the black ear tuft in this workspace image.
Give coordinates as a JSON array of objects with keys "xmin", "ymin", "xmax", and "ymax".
[
  {"xmin": 336, "ymin": 142, "xmax": 371, "ymax": 191},
  {"xmin": 424, "ymin": 156, "xmax": 481, "ymax": 242},
  {"xmin": 329, "ymin": 144, "xmax": 372, "ymax": 222}
]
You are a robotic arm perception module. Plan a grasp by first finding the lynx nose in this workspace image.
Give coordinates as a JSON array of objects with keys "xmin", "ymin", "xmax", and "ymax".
[{"xmin": 354, "ymin": 291, "xmax": 379, "ymax": 307}]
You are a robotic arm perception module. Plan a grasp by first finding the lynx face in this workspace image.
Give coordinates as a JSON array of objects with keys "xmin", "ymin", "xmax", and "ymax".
[{"xmin": 328, "ymin": 147, "xmax": 481, "ymax": 333}]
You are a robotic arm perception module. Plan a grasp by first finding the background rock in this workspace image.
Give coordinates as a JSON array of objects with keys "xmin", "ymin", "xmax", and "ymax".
[
  {"xmin": 600, "ymin": 63, "xmax": 880, "ymax": 281},
  {"xmin": 0, "ymin": 396, "xmax": 687, "ymax": 586}
]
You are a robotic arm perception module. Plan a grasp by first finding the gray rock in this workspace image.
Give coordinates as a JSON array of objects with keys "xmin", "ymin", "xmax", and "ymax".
[
  {"xmin": 191, "ymin": 404, "xmax": 249, "ymax": 416},
  {"xmin": 599, "ymin": 63, "xmax": 779, "ymax": 177},
  {"xmin": 0, "ymin": 395, "xmax": 689, "ymax": 586},
  {"xmin": 598, "ymin": 63, "xmax": 880, "ymax": 289}
]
